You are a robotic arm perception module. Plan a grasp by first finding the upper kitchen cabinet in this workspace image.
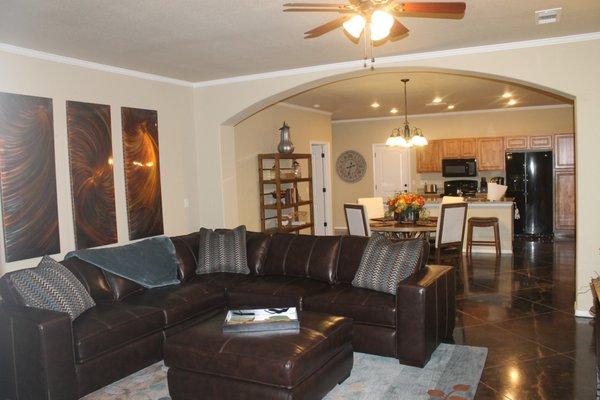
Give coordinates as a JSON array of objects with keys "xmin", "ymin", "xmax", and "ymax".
[
  {"xmin": 505, "ymin": 136, "xmax": 528, "ymax": 150},
  {"xmin": 554, "ymin": 133, "xmax": 575, "ymax": 169},
  {"xmin": 416, "ymin": 140, "xmax": 441, "ymax": 173},
  {"xmin": 441, "ymin": 139, "xmax": 462, "ymax": 159},
  {"xmin": 529, "ymin": 134, "xmax": 553, "ymax": 150},
  {"xmin": 477, "ymin": 137, "xmax": 505, "ymax": 171},
  {"xmin": 460, "ymin": 138, "xmax": 477, "ymax": 158}
]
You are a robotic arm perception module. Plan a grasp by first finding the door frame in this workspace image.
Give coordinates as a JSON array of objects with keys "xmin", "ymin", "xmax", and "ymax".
[
  {"xmin": 310, "ymin": 141, "xmax": 334, "ymax": 235},
  {"xmin": 372, "ymin": 143, "xmax": 412, "ymax": 196}
]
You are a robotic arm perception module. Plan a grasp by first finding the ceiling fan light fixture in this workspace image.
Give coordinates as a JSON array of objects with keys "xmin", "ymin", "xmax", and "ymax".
[
  {"xmin": 369, "ymin": 10, "xmax": 394, "ymax": 41},
  {"xmin": 343, "ymin": 15, "xmax": 365, "ymax": 38}
]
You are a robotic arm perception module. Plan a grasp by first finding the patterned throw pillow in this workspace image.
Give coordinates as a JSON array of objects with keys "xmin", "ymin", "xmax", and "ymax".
[
  {"xmin": 352, "ymin": 235, "xmax": 424, "ymax": 295},
  {"xmin": 196, "ymin": 225, "xmax": 250, "ymax": 275},
  {"xmin": 9, "ymin": 255, "xmax": 96, "ymax": 320}
]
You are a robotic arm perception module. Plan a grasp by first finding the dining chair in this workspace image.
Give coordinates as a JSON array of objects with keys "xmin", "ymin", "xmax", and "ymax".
[
  {"xmin": 432, "ymin": 202, "xmax": 468, "ymax": 265},
  {"xmin": 357, "ymin": 197, "xmax": 385, "ymax": 220},
  {"xmin": 344, "ymin": 203, "xmax": 371, "ymax": 237}
]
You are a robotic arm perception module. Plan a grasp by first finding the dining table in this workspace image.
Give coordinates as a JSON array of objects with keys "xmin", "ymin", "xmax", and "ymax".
[{"xmin": 369, "ymin": 218, "xmax": 437, "ymax": 240}]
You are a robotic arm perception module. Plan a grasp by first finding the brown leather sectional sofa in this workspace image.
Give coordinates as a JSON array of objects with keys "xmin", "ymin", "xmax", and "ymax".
[{"xmin": 0, "ymin": 231, "xmax": 455, "ymax": 400}]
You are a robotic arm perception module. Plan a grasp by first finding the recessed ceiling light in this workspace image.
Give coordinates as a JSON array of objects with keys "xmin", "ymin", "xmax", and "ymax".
[
  {"xmin": 432, "ymin": 97, "xmax": 442, "ymax": 104},
  {"xmin": 371, "ymin": 102, "xmax": 380, "ymax": 108},
  {"xmin": 502, "ymin": 92, "xmax": 512, "ymax": 99},
  {"xmin": 447, "ymin": 105, "xmax": 455, "ymax": 110},
  {"xmin": 507, "ymin": 99, "xmax": 517, "ymax": 106},
  {"xmin": 390, "ymin": 108, "xmax": 399, "ymax": 114},
  {"xmin": 313, "ymin": 104, "xmax": 320, "ymax": 108}
]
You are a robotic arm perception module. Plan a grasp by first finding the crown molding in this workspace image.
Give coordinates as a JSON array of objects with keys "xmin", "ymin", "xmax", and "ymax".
[
  {"xmin": 0, "ymin": 42, "xmax": 194, "ymax": 88},
  {"xmin": 331, "ymin": 104, "xmax": 573, "ymax": 124},
  {"xmin": 1, "ymin": 31, "xmax": 599, "ymax": 89},
  {"xmin": 277, "ymin": 102, "xmax": 332, "ymax": 116},
  {"xmin": 193, "ymin": 31, "xmax": 600, "ymax": 88}
]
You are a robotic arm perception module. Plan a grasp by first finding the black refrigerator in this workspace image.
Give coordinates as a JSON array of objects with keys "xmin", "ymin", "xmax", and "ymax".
[{"xmin": 505, "ymin": 151, "xmax": 553, "ymax": 236}]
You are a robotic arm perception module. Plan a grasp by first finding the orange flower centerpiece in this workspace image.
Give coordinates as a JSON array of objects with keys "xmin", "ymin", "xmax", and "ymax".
[{"xmin": 387, "ymin": 192, "xmax": 426, "ymax": 223}]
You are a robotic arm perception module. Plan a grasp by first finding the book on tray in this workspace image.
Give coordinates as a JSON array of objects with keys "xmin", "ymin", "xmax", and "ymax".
[{"xmin": 223, "ymin": 307, "xmax": 299, "ymax": 333}]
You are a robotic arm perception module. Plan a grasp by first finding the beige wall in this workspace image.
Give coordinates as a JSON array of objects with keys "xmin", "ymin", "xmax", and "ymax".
[
  {"xmin": 234, "ymin": 103, "xmax": 332, "ymax": 231},
  {"xmin": 194, "ymin": 38, "xmax": 600, "ymax": 315},
  {"xmin": 331, "ymin": 106, "xmax": 574, "ymax": 227},
  {"xmin": 0, "ymin": 50, "xmax": 197, "ymax": 274}
]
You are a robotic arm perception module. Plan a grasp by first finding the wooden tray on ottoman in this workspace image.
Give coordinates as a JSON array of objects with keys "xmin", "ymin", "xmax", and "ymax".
[{"xmin": 164, "ymin": 311, "xmax": 353, "ymax": 400}]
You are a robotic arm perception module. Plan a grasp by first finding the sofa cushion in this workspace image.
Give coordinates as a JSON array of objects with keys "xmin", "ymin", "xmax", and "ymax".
[
  {"xmin": 123, "ymin": 282, "xmax": 226, "ymax": 327},
  {"xmin": 227, "ymin": 275, "xmax": 331, "ymax": 309},
  {"xmin": 303, "ymin": 284, "xmax": 396, "ymax": 328},
  {"xmin": 61, "ymin": 258, "xmax": 115, "ymax": 303},
  {"xmin": 191, "ymin": 272, "xmax": 253, "ymax": 291},
  {"xmin": 336, "ymin": 236, "xmax": 370, "ymax": 284},
  {"xmin": 73, "ymin": 303, "xmax": 165, "ymax": 363},
  {"xmin": 5, "ymin": 256, "xmax": 96, "ymax": 320},
  {"xmin": 262, "ymin": 234, "xmax": 341, "ymax": 284},
  {"xmin": 171, "ymin": 232, "xmax": 200, "ymax": 282},
  {"xmin": 197, "ymin": 226, "xmax": 250, "ymax": 275},
  {"xmin": 352, "ymin": 236, "xmax": 425, "ymax": 295},
  {"xmin": 246, "ymin": 231, "xmax": 271, "ymax": 274}
]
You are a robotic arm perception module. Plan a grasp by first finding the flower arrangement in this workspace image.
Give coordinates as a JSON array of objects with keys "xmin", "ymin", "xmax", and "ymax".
[{"xmin": 387, "ymin": 192, "xmax": 426, "ymax": 222}]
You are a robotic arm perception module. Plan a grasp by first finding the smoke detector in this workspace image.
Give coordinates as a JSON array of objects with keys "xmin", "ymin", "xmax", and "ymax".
[{"xmin": 535, "ymin": 8, "xmax": 562, "ymax": 25}]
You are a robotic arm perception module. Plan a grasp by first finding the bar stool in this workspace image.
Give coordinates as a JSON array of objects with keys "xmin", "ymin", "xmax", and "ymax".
[{"xmin": 466, "ymin": 217, "xmax": 501, "ymax": 256}]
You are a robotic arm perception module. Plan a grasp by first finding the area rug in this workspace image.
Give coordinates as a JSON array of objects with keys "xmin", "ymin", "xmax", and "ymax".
[{"xmin": 83, "ymin": 343, "xmax": 487, "ymax": 400}]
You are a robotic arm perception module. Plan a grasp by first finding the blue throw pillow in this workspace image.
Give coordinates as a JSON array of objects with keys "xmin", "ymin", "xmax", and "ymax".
[{"xmin": 9, "ymin": 256, "xmax": 96, "ymax": 320}]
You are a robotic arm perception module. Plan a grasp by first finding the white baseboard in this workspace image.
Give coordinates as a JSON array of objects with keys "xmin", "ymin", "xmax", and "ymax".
[{"xmin": 575, "ymin": 309, "xmax": 593, "ymax": 318}]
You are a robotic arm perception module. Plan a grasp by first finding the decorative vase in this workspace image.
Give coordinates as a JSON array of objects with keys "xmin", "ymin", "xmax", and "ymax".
[
  {"xmin": 277, "ymin": 122, "xmax": 294, "ymax": 154},
  {"xmin": 395, "ymin": 209, "xmax": 419, "ymax": 223}
]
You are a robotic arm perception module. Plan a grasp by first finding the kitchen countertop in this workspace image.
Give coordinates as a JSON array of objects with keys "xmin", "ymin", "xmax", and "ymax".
[{"xmin": 424, "ymin": 200, "xmax": 514, "ymax": 208}]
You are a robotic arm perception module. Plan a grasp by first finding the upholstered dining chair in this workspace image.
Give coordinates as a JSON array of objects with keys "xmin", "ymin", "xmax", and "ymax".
[
  {"xmin": 344, "ymin": 203, "xmax": 371, "ymax": 237},
  {"xmin": 357, "ymin": 197, "xmax": 385, "ymax": 220},
  {"xmin": 433, "ymin": 202, "xmax": 468, "ymax": 265}
]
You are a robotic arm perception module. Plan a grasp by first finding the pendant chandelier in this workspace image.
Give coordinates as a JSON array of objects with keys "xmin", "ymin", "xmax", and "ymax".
[{"xmin": 386, "ymin": 79, "xmax": 428, "ymax": 147}]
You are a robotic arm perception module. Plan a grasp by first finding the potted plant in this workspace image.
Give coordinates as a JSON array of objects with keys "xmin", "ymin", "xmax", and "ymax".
[{"xmin": 387, "ymin": 192, "xmax": 426, "ymax": 223}]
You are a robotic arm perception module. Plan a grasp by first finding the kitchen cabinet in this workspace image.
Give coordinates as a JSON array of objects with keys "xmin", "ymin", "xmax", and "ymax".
[
  {"xmin": 416, "ymin": 140, "xmax": 441, "ymax": 173},
  {"xmin": 554, "ymin": 169, "xmax": 575, "ymax": 233},
  {"xmin": 529, "ymin": 135, "xmax": 553, "ymax": 150},
  {"xmin": 460, "ymin": 138, "xmax": 477, "ymax": 158},
  {"xmin": 554, "ymin": 133, "xmax": 575, "ymax": 169},
  {"xmin": 477, "ymin": 137, "xmax": 505, "ymax": 171},
  {"xmin": 505, "ymin": 136, "xmax": 528, "ymax": 150},
  {"xmin": 441, "ymin": 139, "xmax": 462, "ymax": 159}
]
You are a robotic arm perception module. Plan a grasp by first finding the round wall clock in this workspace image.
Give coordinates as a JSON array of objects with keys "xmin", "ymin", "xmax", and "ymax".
[{"xmin": 336, "ymin": 150, "xmax": 367, "ymax": 183}]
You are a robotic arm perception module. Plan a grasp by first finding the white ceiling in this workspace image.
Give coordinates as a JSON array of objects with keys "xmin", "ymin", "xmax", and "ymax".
[
  {"xmin": 0, "ymin": 1, "xmax": 599, "ymax": 82},
  {"xmin": 284, "ymin": 72, "xmax": 572, "ymax": 120}
]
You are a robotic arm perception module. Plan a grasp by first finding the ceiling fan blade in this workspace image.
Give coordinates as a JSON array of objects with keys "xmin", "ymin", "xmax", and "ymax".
[
  {"xmin": 392, "ymin": 2, "xmax": 466, "ymax": 18},
  {"xmin": 389, "ymin": 19, "xmax": 410, "ymax": 39},
  {"xmin": 283, "ymin": 8, "xmax": 353, "ymax": 13},
  {"xmin": 304, "ymin": 16, "xmax": 351, "ymax": 38},
  {"xmin": 283, "ymin": 2, "xmax": 347, "ymax": 7}
]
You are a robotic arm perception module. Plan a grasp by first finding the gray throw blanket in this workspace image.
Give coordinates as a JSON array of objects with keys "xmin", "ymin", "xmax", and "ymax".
[{"xmin": 65, "ymin": 236, "xmax": 180, "ymax": 288}]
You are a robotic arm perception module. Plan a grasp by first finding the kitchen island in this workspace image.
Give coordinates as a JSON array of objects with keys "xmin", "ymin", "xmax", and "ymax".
[{"xmin": 424, "ymin": 200, "xmax": 514, "ymax": 254}]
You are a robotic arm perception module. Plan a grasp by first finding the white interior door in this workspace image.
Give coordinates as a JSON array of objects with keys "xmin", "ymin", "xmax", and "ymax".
[
  {"xmin": 373, "ymin": 144, "xmax": 411, "ymax": 199},
  {"xmin": 311, "ymin": 143, "xmax": 333, "ymax": 235}
]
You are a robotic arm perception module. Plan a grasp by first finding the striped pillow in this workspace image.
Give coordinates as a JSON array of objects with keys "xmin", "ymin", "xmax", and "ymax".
[
  {"xmin": 9, "ymin": 255, "xmax": 96, "ymax": 320},
  {"xmin": 196, "ymin": 225, "xmax": 249, "ymax": 275},
  {"xmin": 352, "ymin": 236, "xmax": 424, "ymax": 294}
]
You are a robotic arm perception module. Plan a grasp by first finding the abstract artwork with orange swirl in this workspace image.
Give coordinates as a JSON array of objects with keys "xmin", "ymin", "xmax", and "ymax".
[
  {"xmin": 67, "ymin": 101, "xmax": 118, "ymax": 249},
  {"xmin": 0, "ymin": 92, "xmax": 61, "ymax": 262},
  {"xmin": 121, "ymin": 107, "xmax": 164, "ymax": 240}
]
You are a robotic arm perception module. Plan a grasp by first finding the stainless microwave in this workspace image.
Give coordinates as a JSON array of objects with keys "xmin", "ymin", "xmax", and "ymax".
[{"xmin": 442, "ymin": 158, "xmax": 477, "ymax": 177}]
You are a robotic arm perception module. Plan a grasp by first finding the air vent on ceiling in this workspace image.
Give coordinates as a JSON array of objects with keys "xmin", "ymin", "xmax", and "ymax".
[{"xmin": 535, "ymin": 8, "xmax": 562, "ymax": 25}]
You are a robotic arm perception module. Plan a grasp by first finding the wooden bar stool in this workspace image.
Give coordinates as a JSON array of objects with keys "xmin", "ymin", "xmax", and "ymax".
[{"xmin": 467, "ymin": 217, "xmax": 501, "ymax": 256}]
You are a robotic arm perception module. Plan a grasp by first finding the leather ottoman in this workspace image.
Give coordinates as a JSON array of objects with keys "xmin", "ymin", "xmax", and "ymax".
[{"xmin": 164, "ymin": 311, "xmax": 353, "ymax": 400}]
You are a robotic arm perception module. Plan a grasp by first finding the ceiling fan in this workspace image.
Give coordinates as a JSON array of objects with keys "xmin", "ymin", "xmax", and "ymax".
[{"xmin": 283, "ymin": 1, "xmax": 466, "ymax": 65}]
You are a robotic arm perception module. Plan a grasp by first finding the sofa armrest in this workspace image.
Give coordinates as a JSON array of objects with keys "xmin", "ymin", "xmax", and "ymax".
[
  {"xmin": 0, "ymin": 303, "xmax": 78, "ymax": 400},
  {"xmin": 395, "ymin": 265, "xmax": 455, "ymax": 367}
]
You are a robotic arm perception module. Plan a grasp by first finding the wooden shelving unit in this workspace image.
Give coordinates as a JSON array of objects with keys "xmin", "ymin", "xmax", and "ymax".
[{"xmin": 258, "ymin": 153, "xmax": 314, "ymax": 235}]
